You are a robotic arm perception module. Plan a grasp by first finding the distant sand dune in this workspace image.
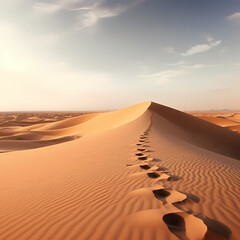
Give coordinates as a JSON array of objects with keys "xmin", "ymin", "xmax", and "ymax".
[
  {"xmin": 0, "ymin": 101, "xmax": 239, "ymax": 240},
  {"xmin": 192, "ymin": 112, "xmax": 240, "ymax": 133}
]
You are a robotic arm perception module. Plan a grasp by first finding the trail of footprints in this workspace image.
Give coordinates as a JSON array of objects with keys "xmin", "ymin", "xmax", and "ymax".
[{"xmin": 126, "ymin": 125, "xmax": 225, "ymax": 240}]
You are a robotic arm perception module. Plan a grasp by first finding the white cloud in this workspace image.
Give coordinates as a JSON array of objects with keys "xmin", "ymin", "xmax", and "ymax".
[
  {"xmin": 139, "ymin": 69, "xmax": 184, "ymax": 84},
  {"xmin": 182, "ymin": 64, "xmax": 206, "ymax": 69},
  {"xmin": 33, "ymin": 0, "xmax": 146, "ymax": 28},
  {"xmin": 181, "ymin": 39, "xmax": 221, "ymax": 56},
  {"xmin": 33, "ymin": 1, "xmax": 62, "ymax": 13},
  {"xmin": 226, "ymin": 12, "xmax": 240, "ymax": 20},
  {"xmin": 75, "ymin": 0, "xmax": 146, "ymax": 29},
  {"xmin": 138, "ymin": 62, "xmax": 212, "ymax": 84},
  {"xmin": 167, "ymin": 61, "xmax": 187, "ymax": 66},
  {"xmin": 76, "ymin": 7, "xmax": 120, "ymax": 29},
  {"xmin": 207, "ymin": 36, "xmax": 213, "ymax": 42},
  {"xmin": 167, "ymin": 61, "xmax": 213, "ymax": 69},
  {"xmin": 33, "ymin": 0, "xmax": 78, "ymax": 13}
]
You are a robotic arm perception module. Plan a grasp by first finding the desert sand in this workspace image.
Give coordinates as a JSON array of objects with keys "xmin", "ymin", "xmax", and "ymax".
[
  {"xmin": 0, "ymin": 101, "xmax": 239, "ymax": 240},
  {"xmin": 191, "ymin": 111, "xmax": 240, "ymax": 134}
]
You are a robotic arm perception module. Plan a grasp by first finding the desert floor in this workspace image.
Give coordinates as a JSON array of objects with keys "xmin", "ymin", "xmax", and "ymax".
[{"xmin": 0, "ymin": 101, "xmax": 239, "ymax": 240}]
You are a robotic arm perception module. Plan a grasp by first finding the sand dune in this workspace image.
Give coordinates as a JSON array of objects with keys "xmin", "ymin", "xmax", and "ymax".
[
  {"xmin": 0, "ymin": 101, "xmax": 239, "ymax": 240},
  {"xmin": 192, "ymin": 112, "xmax": 240, "ymax": 133},
  {"xmin": 0, "ymin": 112, "xmax": 89, "ymax": 151}
]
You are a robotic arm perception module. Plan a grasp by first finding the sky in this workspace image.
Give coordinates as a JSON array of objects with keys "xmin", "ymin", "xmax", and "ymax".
[{"xmin": 0, "ymin": 0, "xmax": 240, "ymax": 111}]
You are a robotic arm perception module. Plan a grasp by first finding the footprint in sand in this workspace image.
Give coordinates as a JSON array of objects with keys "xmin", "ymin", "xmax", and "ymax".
[
  {"xmin": 163, "ymin": 213, "xmax": 186, "ymax": 239},
  {"xmin": 138, "ymin": 156, "xmax": 149, "ymax": 160},
  {"xmin": 152, "ymin": 188, "xmax": 186, "ymax": 204},
  {"xmin": 147, "ymin": 172, "xmax": 160, "ymax": 178},
  {"xmin": 135, "ymin": 152, "xmax": 144, "ymax": 156},
  {"xmin": 153, "ymin": 189, "xmax": 171, "ymax": 197},
  {"xmin": 140, "ymin": 164, "xmax": 151, "ymax": 170},
  {"xmin": 163, "ymin": 212, "xmax": 208, "ymax": 240},
  {"xmin": 137, "ymin": 148, "xmax": 147, "ymax": 152}
]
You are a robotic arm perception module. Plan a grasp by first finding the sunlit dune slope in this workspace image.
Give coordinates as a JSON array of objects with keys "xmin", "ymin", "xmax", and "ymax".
[{"xmin": 0, "ymin": 102, "xmax": 151, "ymax": 151}]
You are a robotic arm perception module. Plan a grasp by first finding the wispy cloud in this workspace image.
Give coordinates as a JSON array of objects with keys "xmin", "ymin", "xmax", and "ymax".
[
  {"xmin": 33, "ymin": 1, "xmax": 63, "ymax": 13},
  {"xmin": 167, "ymin": 61, "xmax": 214, "ymax": 69},
  {"xmin": 33, "ymin": 0, "xmax": 146, "ymax": 28},
  {"xmin": 139, "ymin": 69, "xmax": 184, "ymax": 84},
  {"xmin": 182, "ymin": 64, "xmax": 207, "ymax": 69},
  {"xmin": 207, "ymin": 36, "xmax": 213, "ymax": 42},
  {"xmin": 167, "ymin": 61, "xmax": 187, "ymax": 66},
  {"xmin": 226, "ymin": 12, "xmax": 240, "ymax": 20},
  {"xmin": 180, "ymin": 39, "xmax": 221, "ymax": 56},
  {"xmin": 76, "ymin": 6, "xmax": 121, "ymax": 29},
  {"xmin": 138, "ymin": 61, "xmax": 213, "ymax": 84},
  {"xmin": 75, "ymin": 0, "xmax": 146, "ymax": 29}
]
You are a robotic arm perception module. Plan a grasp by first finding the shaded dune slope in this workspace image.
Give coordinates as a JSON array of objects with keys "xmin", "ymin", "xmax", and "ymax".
[{"xmin": 149, "ymin": 102, "xmax": 240, "ymax": 160}]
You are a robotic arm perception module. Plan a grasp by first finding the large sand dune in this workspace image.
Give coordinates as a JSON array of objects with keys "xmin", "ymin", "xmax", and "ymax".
[{"xmin": 0, "ymin": 101, "xmax": 239, "ymax": 240}]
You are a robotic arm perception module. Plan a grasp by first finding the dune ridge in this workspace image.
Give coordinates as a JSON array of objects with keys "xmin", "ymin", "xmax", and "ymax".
[{"xmin": 0, "ymin": 101, "xmax": 239, "ymax": 240}]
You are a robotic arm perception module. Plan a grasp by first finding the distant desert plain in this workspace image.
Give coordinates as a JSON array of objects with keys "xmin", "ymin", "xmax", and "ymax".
[{"xmin": 0, "ymin": 101, "xmax": 240, "ymax": 240}]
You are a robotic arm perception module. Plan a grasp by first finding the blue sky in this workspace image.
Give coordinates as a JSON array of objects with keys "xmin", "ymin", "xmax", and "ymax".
[{"xmin": 0, "ymin": 0, "xmax": 239, "ymax": 111}]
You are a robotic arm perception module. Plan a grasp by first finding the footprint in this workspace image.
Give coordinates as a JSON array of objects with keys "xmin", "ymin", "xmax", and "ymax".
[
  {"xmin": 136, "ymin": 143, "xmax": 142, "ymax": 146},
  {"xmin": 139, "ymin": 140, "xmax": 145, "ymax": 142},
  {"xmin": 140, "ymin": 164, "xmax": 151, "ymax": 170},
  {"xmin": 163, "ymin": 212, "xmax": 207, "ymax": 240},
  {"xmin": 153, "ymin": 189, "xmax": 171, "ymax": 198},
  {"xmin": 152, "ymin": 188, "xmax": 187, "ymax": 204},
  {"xmin": 137, "ymin": 148, "xmax": 146, "ymax": 151},
  {"xmin": 152, "ymin": 189, "xmax": 171, "ymax": 203},
  {"xmin": 163, "ymin": 213, "xmax": 186, "ymax": 239},
  {"xmin": 138, "ymin": 156, "xmax": 148, "ymax": 160},
  {"xmin": 147, "ymin": 172, "xmax": 160, "ymax": 178}
]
